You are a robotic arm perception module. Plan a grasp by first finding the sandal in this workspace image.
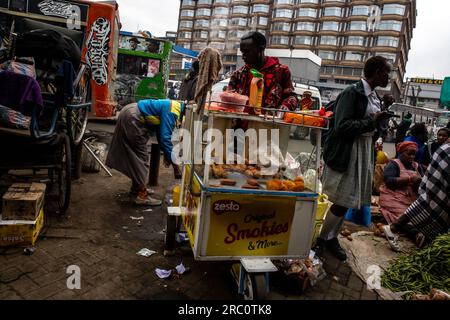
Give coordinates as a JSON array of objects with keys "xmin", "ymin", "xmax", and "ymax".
[{"xmin": 383, "ymin": 225, "xmax": 401, "ymax": 252}]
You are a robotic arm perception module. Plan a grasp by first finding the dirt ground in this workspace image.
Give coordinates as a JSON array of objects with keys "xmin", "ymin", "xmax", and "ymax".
[{"xmin": 0, "ymin": 127, "xmax": 379, "ymax": 300}]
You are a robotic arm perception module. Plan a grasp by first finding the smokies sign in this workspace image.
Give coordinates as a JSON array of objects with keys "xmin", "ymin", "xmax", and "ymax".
[
  {"xmin": 206, "ymin": 195, "xmax": 296, "ymax": 256},
  {"xmin": 28, "ymin": 0, "xmax": 89, "ymax": 22},
  {"xmin": 85, "ymin": 17, "xmax": 111, "ymax": 86}
]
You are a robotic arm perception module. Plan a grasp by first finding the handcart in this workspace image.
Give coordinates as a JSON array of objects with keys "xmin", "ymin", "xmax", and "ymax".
[
  {"xmin": 165, "ymin": 98, "xmax": 330, "ymax": 300},
  {"xmin": 0, "ymin": 22, "xmax": 91, "ymax": 214}
]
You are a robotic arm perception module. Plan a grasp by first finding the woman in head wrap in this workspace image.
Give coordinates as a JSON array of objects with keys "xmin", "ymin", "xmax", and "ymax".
[{"xmin": 379, "ymin": 141, "xmax": 424, "ymax": 225}]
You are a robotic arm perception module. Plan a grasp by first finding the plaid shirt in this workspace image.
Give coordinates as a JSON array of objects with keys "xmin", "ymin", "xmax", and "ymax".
[
  {"xmin": 228, "ymin": 56, "xmax": 298, "ymax": 113},
  {"xmin": 405, "ymin": 142, "xmax": 450, "ymax": 239}
]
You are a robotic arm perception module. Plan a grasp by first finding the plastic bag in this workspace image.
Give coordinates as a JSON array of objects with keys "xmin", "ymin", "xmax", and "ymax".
[
  {"xmin": 283, "ymin": 152, "xmax": 302, "ymax": 180},
  {"xmin": 81, "ymin": 139, "xmax": 107, "ymax": 173},
  {"xmin": 304, "ymin": 169, "xmax": 322, "ymax": 193},
  {"xmin": 345, "ymin": 205, "xmax": 371, "ymax": 227}
]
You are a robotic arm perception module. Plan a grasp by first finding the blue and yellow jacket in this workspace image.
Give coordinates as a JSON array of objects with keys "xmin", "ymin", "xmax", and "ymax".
[{"xmin": 137, "ymin": 99, "xmax": 184, "ymax": 162}]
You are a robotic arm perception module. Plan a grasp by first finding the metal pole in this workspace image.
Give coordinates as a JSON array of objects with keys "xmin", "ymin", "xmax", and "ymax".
[{"xmin": 82, "ymin": 141, "xmax": 113, "ymax": 177}]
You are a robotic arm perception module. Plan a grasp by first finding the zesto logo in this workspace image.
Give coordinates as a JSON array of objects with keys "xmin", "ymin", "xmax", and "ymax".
[{"xmin": 213, "ymin": 200, "xmax": 241, "ymax": 215}]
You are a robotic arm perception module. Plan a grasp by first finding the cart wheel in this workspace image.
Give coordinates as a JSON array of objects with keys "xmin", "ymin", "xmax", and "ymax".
[
  {"xmin": 164, "ymin": 214, "xmax": 178, "ymax": 256},
  {"xmin": 57, "ymin": 134, "xmax": 72, "ymax": 214},
  {"xmin": 66, "ymin": 65, "xmax": 90, "ymax": 146},
  {"xmin": 243, "ymin": 273, "xmax": 267, "ymax": 301},
  {"xmin": 66, "ymin": 107, "xmax": 88, "ymax": 146}
]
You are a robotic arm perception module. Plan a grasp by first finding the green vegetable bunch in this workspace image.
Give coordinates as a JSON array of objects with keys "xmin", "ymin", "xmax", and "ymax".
[{"xmin": 381, "ymin": 233, "xmax": 450, "ymax": 300}]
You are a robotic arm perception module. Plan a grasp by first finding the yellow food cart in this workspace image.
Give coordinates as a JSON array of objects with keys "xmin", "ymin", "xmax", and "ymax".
[{"xmin": 166, "ymin": 102, "xmax": 329, "ymax": 300}]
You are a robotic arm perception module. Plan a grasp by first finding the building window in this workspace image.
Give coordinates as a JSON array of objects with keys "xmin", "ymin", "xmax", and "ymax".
[
  {"xmin": 209, "ymin": 42, "xmax": 225, "ymax": 50},
  {"xmin": 351, "ymin": 5, "xmax": 369, "ymax": 16},
  {"xmin": 233, "ymin": 6, "xmax": 248, "ymax": 14},
  {"xmin": 228, "ymin": 30, "xmax": 247, "ymax": 39},
  {"xmin": 297, "ymin": 22, "xmax": 315, "ymax": 32},
  {"xmin": 215, "ymin": 0, "xmax": 230, "ymax": 4},
  {"xmin": 295, "ymin": 36, "xmax": 312, "ymax": 45},
  {"xmin": 180, "ymin": 10, "xmax": 194, "ymax": 17},
  {"xmin": 383, "ymin": 4, "xmax": 406, "ymax": 16},
  {"xmin": 320, "ymin": 35, "xmax": 337, "ymax": 46},
  {"xmin": 349, "ymin": 21, "xmax": 367, "ymax": 31},
  {"xmin": 323, "ymin": 0, "xmax": 345, "ymax": 2},
  {"xmin": 299, "ymin": 0, "xmax": 319, "ymax": 3},
  {"xmin": 195, "ymin": 20, "xmax": 209, "ymax": 28},
  {"xmin": 251, "ymin": 16, "xmax": 268, "ymax": 27},
  {"xmin": 194, "ymin": 31, "xmax": 209, "ymax": 39},
  {"xmin": 181, "ymin": 0, "xmax": 195, "ymax": 6},
  {"xmin": 179, "ymin": 21, "xmax": 193, "ymax": 28},
  {"xmin": 345, "ymin": 52, "xmax": 364, "ymax": 61},
  {"xmin": 376, "ymin": 52, "xmax": 397, "ymax": 64},
  {"xmin": 210, "ymin": 30, "xmax": 227, "ymax": 39},
  {"xmin": 275, "ymin": 0, "xmax": 295, "ymax": 4},
  {"xmin": 272, "ymin": 22, "xmax": 291, "ymax": 32},
  {"xmin": 322, "ymin": 21, "xmax": 340, "ymax": 31},
  {"xmin": 323, "ymin": 7, "xmax": 342, "ymax": 17},
  {"xmin": 318, "ymin": 51, "xmax": 336, "ymax": 60},
  {"xmin": 211, "ymin": 19, "xmax": 228, "ymax": 27},
  {"xmin": 231, "ymin": 18, "xmax": 248, "ymax": 27},
  {"xmin": 214, "ymin": 7, "xmax": 229, "ymax": 16},
  {"xmin": 197, "ymin": 0, "xmax": 212, "ymax": 4},
  {"xmin": 252, "ymin": 4, "xmax": 270, "ymax": 13},
  {"xmin": 197, "ymin": 8, "xmax": 211, "ymax": 16},
  {"xmin": 377, "ymin": 36, "xmax": 399, "ymax": 47},
  {"xmin": 271, "ymin": 36, "xmax": 290, "ymax": 45},
  {"xmin": 274, "ymin": 9, "xmax": 293, "ymax": 18},
  {"xmin": 347, "ymin": 36, "xmax": 365, "ymax": 46},
  {"xmin": 192, "ymin": 42, "xmax": 207, "ymax": 51},
  {"xmin": 181, "ymin": 43, "xmax": 191, "ymax": 49},
  {"xmin": 377, "ymin": 20, "xmax": 402, "ymax": 32},
  {"xmin": 298, "ymin": 8, "xmax": 317, "ymax": 18},
  {"xmin": 179, "ymin": 31, "xmax": 192, "ymax": 39}
]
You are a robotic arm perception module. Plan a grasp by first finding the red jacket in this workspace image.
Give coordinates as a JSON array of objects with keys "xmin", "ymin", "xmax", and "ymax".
[{"xmin": 228, "ymin": 57, "xmax": 298, "ymax": 114}]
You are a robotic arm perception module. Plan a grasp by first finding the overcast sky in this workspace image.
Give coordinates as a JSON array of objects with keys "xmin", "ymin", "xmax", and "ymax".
[{"xmin": 115, "ymin": 0, "xmax": 450, "ymax": 80}]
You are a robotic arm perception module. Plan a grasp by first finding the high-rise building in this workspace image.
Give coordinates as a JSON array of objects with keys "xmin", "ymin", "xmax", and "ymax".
[{"xmin": 174, "ymin": 0, "xmax": 417, "ymax": 101}]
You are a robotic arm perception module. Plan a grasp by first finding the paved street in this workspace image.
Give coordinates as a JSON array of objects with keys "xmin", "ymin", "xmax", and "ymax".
[{"xmin": 0, "ymin": 124, "xmax": 379, "ymax": 300}]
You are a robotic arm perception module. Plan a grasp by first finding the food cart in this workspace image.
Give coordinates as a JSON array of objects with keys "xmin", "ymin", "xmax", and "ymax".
[{"xmin": 166, "ymin": 94, "xmax": 330, "ymax": 300}]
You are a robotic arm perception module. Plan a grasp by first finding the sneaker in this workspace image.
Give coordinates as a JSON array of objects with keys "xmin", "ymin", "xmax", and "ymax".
[
  {"xmin": 135, "ymin": 196, "xmax": 162, "ymax": 206},
  {"xmin": 130, "ymin": 187, "xmax": 155, "ymax": 196},
  {"xmin": 383, "ymin": 225, "xmax": 401, "ymax": 252},
  {"xmin": 325, "ymin": 238, "xmax": 347, "ymax": 261},
  {"xmin": 313, "ymin": 238, "xmax": 326, "ymax": 258}
]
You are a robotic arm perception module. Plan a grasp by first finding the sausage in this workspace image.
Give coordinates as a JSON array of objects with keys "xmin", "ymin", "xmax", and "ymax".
[
  {"xmin": 242, "ymin": 184, "xmax": 259, "ymax": 189},
  {"xmin": 247, "ymin": 179, "xmax": 260, "ymax": 187},
  {"xmin": 220, "ymin": 179, "xmax": 237, "ymax": 186}
]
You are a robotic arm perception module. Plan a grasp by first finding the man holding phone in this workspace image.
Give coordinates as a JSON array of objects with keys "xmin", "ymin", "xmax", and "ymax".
[{"xmin": 314, "ymin": 56, "xmax": 393, "ymax": 261}]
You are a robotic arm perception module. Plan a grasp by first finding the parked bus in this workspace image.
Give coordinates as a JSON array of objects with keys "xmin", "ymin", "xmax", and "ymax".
[
  {"xmin": 0, "ymin": 0, "xmax": 121, "ymax": 118},
  {"xmin": 114, "ymin": 31, "xmax": 172, "ymax": 110}
]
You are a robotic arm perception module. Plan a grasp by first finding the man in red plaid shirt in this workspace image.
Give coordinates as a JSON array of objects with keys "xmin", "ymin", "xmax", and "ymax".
[{"xmin": 228, "ymin": 31, "xmax": 298, "ymax": 114}]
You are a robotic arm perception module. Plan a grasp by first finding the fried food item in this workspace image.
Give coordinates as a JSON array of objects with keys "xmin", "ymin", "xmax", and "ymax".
[
  {"xmin": 294, "ymin": 177, "xmax": 304, "ymax": 183},
  {"xmin": 247, "ymin": 179, "xmax": 260, "ymax": 187},
  {"xmin": 242, "ymin": 184, "xmax": 259, "ymax": 190},
  {"xmin": 282, "ymin": 181, "xmax": 296, "ymax": 191},
  {"xmin": 292, "ymin": 180, "xmax": 305, "ymax": 192},
  {"xmin": 267, "ymin": 179, "xmax": 283, "ymax": 191},
  {"xmin": 211, "ymin": 164, "xmax": 228, "ymax": 179},
  {"xmin": 220, "ymin": 179, "xmax": 237, "ymax": 186}
]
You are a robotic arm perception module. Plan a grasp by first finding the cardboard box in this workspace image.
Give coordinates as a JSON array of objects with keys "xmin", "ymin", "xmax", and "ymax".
[
  {"xmin": 2, "ymin": 183, "xmax": 46, "ymax": 221},
  {"xmin": 0, "ymin": 208, "xmax": 44, "ymax": 247}
]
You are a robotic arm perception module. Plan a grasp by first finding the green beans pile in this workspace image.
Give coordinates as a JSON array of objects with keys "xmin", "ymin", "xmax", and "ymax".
[{"xmin": 381, "ymin": 234, "xmax": 450, "ymax": 300}]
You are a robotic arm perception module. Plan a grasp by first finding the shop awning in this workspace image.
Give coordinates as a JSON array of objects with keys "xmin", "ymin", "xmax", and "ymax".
[{"xmin": 172, "ymin": 45, "xmax": 199, "ymax": 59}]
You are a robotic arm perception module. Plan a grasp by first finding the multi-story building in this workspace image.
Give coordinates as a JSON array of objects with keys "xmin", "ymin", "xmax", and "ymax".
[{"xmin": 174, "ymin": 0, "xmax": 417, "ymax": 100}]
